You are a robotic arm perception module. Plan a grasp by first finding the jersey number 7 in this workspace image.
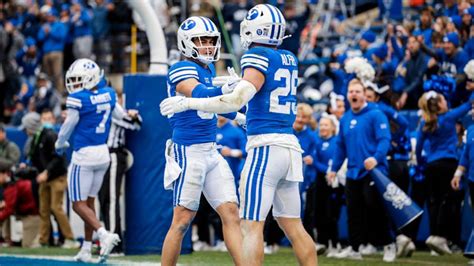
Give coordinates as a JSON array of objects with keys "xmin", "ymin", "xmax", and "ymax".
[{"xmin": 96, "ymin": 103, "xmax": 111, "ymax": 134}]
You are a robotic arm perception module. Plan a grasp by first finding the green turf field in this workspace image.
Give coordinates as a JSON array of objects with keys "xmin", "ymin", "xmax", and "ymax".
[{"xmin": 0, "ymin": 247, "xmax": 471, "ymax": 265}]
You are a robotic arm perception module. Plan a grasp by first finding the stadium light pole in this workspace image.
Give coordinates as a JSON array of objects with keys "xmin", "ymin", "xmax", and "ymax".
[{"xmin": 127, "ymin": 0, "xmax": 168, "ymax": 75}]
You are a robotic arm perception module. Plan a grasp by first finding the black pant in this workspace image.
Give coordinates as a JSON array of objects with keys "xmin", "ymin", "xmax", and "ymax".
[
  {"xmin": 98, "ymin": 149, "xmax": 128, "ymax": 252},
  {"xmin": 345, "ymin": 175, "xmax": 393, "ymax": 250},
  {"xmin": 424, "ymin": 158, "xmax": 463, "ymax": 244},
  {"xmin": 388, "ymin": 160, "xmax": 409, "ymax": 193},
  {"xmin": 402, "ymin": 176, "xmax": 427, "ymax": 240},
  {"xmin": 303, "ymin": 181, "xmax": 317, "ymax": 240},
  {"xmin": 314, "ymin": 173, "xmax": 343, "ymax": 246}
]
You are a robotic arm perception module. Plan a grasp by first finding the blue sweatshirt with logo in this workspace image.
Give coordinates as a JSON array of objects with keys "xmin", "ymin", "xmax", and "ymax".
[
  {"xmin": 331, "ymin": 102, "xmax": 391, "ymax": 179},
  {"xmin": 416, "ymin": 95, "xmax": 473, "ymax": 165}
]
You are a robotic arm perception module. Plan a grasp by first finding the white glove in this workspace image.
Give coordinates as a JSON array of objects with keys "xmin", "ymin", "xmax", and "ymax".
[
  {"xmin": 160, "ymin": 96, "xmax": 190, "ymax": 116},
  {"xmin": 234, "ymin": 112, "xmax": 247, "ymax": 130},
  {"xmin": 55, "ymin": 140, "xmax": 70, "ymax": 155},
  {"xmin": 213, "ymin": 67, "xmax": 241, "ymax": 94}
]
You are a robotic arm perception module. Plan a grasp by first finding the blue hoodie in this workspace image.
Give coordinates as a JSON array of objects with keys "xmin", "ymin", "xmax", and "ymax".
[
  {"xmin": 37, "ymin": 21, "xmax": 67, "ymax": 54},
  {"xmin": 332, "ymin": 102, "xmax": 391, "ymax": 179},
  {"xmin": 416, "ymin": 96, "xmax": 473, "ymax": 164},
  {"xmin": 314, "ymin": 135, "xmax": 336, "ymax": 173},
  {"xmin": 460, "ymin": 125, "xmax": 474, "ymax": 182}
]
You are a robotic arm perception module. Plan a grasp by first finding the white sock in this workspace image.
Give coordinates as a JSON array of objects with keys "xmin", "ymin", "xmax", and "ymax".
[
  {"xmin": 82, "ymin": 241, "xmax": 92, "ymax": 251},
  {"xmin": 97, "ymin": 227, "xmax": 108, "ymax": 239}
]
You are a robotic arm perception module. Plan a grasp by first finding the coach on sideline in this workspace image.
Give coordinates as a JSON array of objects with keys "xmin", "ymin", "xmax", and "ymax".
[{"xmin": 327, "ymin": 79, "xmax": 396, "ymax": 262}]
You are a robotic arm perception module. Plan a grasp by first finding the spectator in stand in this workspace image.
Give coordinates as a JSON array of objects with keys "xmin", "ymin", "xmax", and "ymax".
[
  {"xmin": 464, "ymin": 25, "xmax": 474, "ymax": 59},
  {"xmin": 418, "ymin": 6, "xmax": 435, "ymax": 47},
  {"xmin": 442, "ymin": 0, "xmax": 459, "ymax": 17},
  {"xmin": 359, "ymin": 31, "xmax": 377, "ymax": 60},
  {"xmin": 30, "ymin": 73, "xmax": 61, "ymax": 117},
  {"xmin": 37, "ymin": 7, "xmax": 67, "ymax": 93},
  {"xmin": 22, "ymin": 111, "xmax": 78, "ymax": 248},
  {"xmin": 459, "ymin": 7, "xmax": 474, "ymax": 44},
  {"xmin": 327, "ymin": 93, "xmax": 345, "ymax": 120},
  {"xmin": 397, "ymin": 36, "xmax": 429, "ymax": 110},
  {"xmin": 0, "ymin": 123, "xmax": 20, "ymax": 166},
  {"xmin": 416, "ymin": 90, "xmax": 474, "ymax": 255},
  {"xmin": 0, "ymin": 20, "xmax": 23, "ymax": 122},
  {"xmin": 92, "ymin": 0, "xmax": 113, "ymax": 72},
  {"xmin": 0, "ymin": 162, "xmax": 40, "ymax": 248},
  {"xmin": 70, "ymin": 0, "xmax": 93, "ymax": 59},
  {"xmin": 280, "ymin": 3, "xmax": 310, "ymax": 57},
  {"xmin": 222, "ymin": 0, "xmax": 252, "ymax": 59},
  {"xmin": 108, "ymin": 1, "xmax": 132, "ymax": 73},
  {"xmin": 16, "ymin": 37, "xmax": 41, "ymax": 87}
]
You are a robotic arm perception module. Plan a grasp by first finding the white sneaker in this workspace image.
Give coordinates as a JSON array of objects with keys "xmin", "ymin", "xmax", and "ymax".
[
  {"xmin": 62, "ymin": 239, "xmax": 81, "ymax": 249},
  {"xmin": 212, "ymin": 240, "xmax": 227, "ymax": 252},
  {"xmin": 405, "ymin": 241, "xmax": 416, "ymax": 257},
  {"xmin": 396, "ymin": 235, "xmax": 411, "ymax": 257},
  {"xmin": 430, "ymin": 250, "xmax": 439, "ymax": 256},
  {"xmin": 264, "ymin": 244, "xmax": 274, "ymax": 254},
  {"xmin": 334, "ymin": 246, "xmax": 363, "ymax": 260},
  {"xmin": 468, "ymin": 259, "xmax": 474, "ymax": 265},
  {"xmin": 359, "ymin": 243, "xmax": 377, "ymax": 255},
  {"xmin": 383, "ymin": 243, "xmax": 396, "ymax": 262},
  {"xmin": 193, "ymin": 241, "xmax": 211, "ymax": 251},
  {"xmin": 74, "ymin": 249, "xmax": 92, "ymax": 263},
  {"xmin": 98, "ymin": 233, "xmax": 121, "ymax": 263},
  {"xmin": 426, "ymin": 236, "xmax": 452, "ymax": 255},
  {"xmin": 315, "ymin": 243, "xmax": 327, "ymax": 255}
]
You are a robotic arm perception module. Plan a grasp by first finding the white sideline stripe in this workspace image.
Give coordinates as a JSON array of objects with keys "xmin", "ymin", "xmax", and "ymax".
[{"xmin": 0, "ymin": 254, "xmax": 172, "ymax": 265}]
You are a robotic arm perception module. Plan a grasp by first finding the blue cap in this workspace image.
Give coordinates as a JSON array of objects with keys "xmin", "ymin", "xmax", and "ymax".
[
  {"xmin": 61, "ymin": 3, "xmax": 70, "ymax": 12},
  {"xmin": 25, "ymin": 37, "xmax": 36, "ymax": 47},
  {"xmin": 373, "ymin": 44, "xmax": 388, "ymax": 59},
  {"xmin": 463, "ymin": 7, "xmax": 474, "ymax": 17},
  {"xmin": 444, "ymin": 32, "xmax": 460, "ymax": 47},
  {"xmin": 449, "ymin": 15, "xmax": 462, "ymax": 28},
  {"xmin": 7, "ymin": 18, "xmax": 19, "ymax": 27},
  {"xmin": 361, "ymin": 30, "xmax": 376, "ymax": 43}
]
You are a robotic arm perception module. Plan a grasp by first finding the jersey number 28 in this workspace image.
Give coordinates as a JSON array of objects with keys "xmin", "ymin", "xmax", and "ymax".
[{"xmin": 269, "ymin": 69, "xmax": 297, "ymax": 115}]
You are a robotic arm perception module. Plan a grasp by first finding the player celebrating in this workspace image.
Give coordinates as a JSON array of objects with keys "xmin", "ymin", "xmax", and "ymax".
[
  {"xmin": 56, "ymin": 59, "xmax": 135, "ymax": 263},
  {"xmin": 160, "ymin": 5, "xmax": 317, "ymax": 266},
  {"xmin": 160, "ymin": 16, "xmax": 244, "ymax": 266}
]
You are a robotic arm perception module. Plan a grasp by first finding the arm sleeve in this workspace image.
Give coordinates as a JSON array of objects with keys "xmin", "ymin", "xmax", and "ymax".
[
  {"xmin": 112, "ymin": 102, "xmax": 127, "ymax": 120},
  {"xmin": 191, "ymin": 83, "xmax": 223, "ymax": 98},
  {"xmin": 381, "ymin": 104, "xmax": 409, "ymax": 135},
  {"xmin": 56, "ymin": 109, "xmax": 80, "ymax": 147},
  {"xmin": 390, "ymin": 36, "xmax": 404, "ymax": 60},
  {"xmin": 168, "ymin": 62, "xmax": 199, "ymax": 85},
  {"xmin": 240, "ymin": 48, "xmax": 269, "ymax": 76},
  {"xmin": 373, "ymin": 113, "xmax": 391, "ymax": 163},
  {"xmin": 445, "ymin": 101, "xmax": 472, "ymax": 121},
  {"xmin": 0, "ymin": 186, "xmax": 17, "ymax": 222}
]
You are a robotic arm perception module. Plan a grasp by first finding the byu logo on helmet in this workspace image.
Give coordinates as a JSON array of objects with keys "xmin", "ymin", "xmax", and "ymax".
[
  {"xmin": 247, "ymin": 8, "xmax": 259, "ymax": 20},
  {"xmin": 181, "ymin": 19, "xmax": 196, "ymax": 31}
]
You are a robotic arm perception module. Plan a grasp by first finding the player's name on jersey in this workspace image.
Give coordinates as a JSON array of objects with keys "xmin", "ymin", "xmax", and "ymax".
[
  {"xmin": 281, "ymin": 54, "xmax": 296, "ymax": 66},
  {"xmin": 90, "ymin": 92, "xmax": 112, "ymax": 104}
]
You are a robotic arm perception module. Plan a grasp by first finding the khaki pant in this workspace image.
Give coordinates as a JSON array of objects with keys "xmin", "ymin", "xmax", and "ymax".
[
  {"xmin": 0, "ymin": 218, "xmax": 10, "ymax": 242},
  {"xmin": 21, "ymin": 215, "xmax": 40, "ymax": 248},
  {"xmin": 39, "ymin": 176, "xmax": 74, "ymax": 245},
  {"xmin": 42, "ymin": 51, "xmax": 64, "ymax": 92}
]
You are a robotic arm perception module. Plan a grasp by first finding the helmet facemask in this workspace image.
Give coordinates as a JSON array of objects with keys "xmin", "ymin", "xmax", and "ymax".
[{"xmin": 189, "ymin": 34, "xmax": 221, "ymax": 65}]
